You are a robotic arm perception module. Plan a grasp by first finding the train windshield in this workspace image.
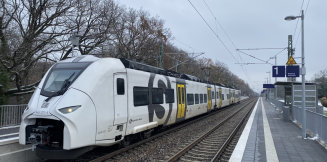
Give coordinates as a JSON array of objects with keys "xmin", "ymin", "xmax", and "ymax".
[{"xmin": 41, "ymin": 62, "xmax": 91, "ymax": 97}]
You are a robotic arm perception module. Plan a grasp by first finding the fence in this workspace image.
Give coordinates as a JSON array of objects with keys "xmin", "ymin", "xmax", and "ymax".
[
  {"xmin": 0, "ymin": 104, "xmax": 27, "ymax": 128},
  {"xmin": 293, "ymin": 105, "xmax": 327, "ymax": 143},
  {"xmin": 270, "ymin": 99, "xmax": 327, "ymax": 144}
]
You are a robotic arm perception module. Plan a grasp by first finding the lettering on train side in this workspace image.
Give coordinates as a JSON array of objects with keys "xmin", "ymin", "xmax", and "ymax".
[{"xmin": 148, "ymin": 73, "xmax": 172, "ymax": 125}]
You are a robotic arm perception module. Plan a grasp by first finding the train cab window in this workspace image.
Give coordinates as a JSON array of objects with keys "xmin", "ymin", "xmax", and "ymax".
[
  {"xmin": 117, "ymin": 78, "xmax": 125, "ymax": 95},
  {"xmin": 187, "ymin": 94, "xmax": 194, "ymax": 105},
  {"xmin": 195, "ymin": 94, "xmax": 199, "ymax": 104},
  {"xmin": 133, "ymin": 87, "xmax": 149, "ymax": 106},
  {"xmin": 165, "ymin": 89, "xmax": 174, "ymax": 103},
  {"xmin": 152, "ymin": 88, "xmax": 163, "ymax": 104},
  {"xmin": 204, "ymin": 94, "xmax": 207, "ymax": 103},
  {"xmin": 200, "ymin": 94, "xmax": 203, "ymax": 103}
]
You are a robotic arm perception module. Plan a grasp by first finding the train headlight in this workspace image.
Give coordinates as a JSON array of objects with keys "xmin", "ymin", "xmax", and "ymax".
[{"xmin": 59, "ymin": 105, "xmax": 81, "ymax": 114}]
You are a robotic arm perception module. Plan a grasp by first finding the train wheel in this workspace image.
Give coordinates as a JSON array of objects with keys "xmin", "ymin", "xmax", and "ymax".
[
  {"xmin": 120, "ymin": 136, "xmax": 131, "ymax": 147},
  {"xmin": 142, "ymin": 129, "xmax": 153, "ymax": 139}
]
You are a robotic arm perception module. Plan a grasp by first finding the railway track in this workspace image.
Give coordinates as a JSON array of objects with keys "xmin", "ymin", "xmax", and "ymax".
[
  {"xmin": 166, "ymin": 98, "xmax": 256, "ymax": 162},
  {"xmin": 83, "ymin": 98, "xmax": 256, "ymax": 162}
]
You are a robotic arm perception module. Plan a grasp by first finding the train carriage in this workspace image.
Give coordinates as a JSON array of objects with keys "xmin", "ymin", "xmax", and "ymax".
[{"xmin": 19, "ymin": 56, "xmax": 239, "ymax": 159}]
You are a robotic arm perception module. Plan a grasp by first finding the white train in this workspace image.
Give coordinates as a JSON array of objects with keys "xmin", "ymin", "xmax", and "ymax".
[{"xmin": 19, "ymin": 55, "xmax": 240, "ymax": 159}]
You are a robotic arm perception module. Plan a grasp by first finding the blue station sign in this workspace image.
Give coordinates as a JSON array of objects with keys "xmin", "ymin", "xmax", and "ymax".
[
  {"xmin": 286, "ymin": 65, "xmax": 300, "ymax": 77},
  {"xmin": 263, "ymin": 84, "xmax": 275, "ymax": 88},
  {"xmin": 272, "ymin": 66, "xmax": 285, "ymax": 77}
]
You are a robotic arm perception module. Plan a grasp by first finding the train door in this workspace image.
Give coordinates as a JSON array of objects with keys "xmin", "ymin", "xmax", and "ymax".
[
  {"xmin": 219, "ymin": 88, "xmax": 222, "ymax": 108},
  {"xmin": 177, "ymin": 84, "xmax": 186, "ymax": 119},
  {"xmin": 214, "ymin": 86, "xmax": 217, "ymax": 108},
  {"xmin": 113, "ymin": 74, "xmax": 128, "ymax": 125},
  {"xmin": 229, "ymin": 89, "xmax": 231, "ymax": 105},
  {"xmin": 207, "ymin": 87, "xmax": 212, "ymax": 111}
]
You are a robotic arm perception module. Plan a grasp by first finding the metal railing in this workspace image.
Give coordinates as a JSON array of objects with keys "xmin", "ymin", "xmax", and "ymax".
[
  {"xmin": 270, "ymin": 99, "xmax": 327, "ymax": 144},
  {"xmin": 0, "ymin": 104, "xmax": 27, "ymax": 128},
  {"xmin": 293, "ymin": 105, "xmax": 327, "ymax": 143}
]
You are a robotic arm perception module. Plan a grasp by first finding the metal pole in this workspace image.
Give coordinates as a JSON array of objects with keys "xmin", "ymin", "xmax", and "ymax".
[
  {"xmin": 274, "ymin": 56, "xmax": 277, "ymax": 99},
  {"xmin": 71, "ymin": 44, "xmax": 74, "ymax": 57},
  {"xmin": 175, "ymin": 58, "xmax": 178, "ymax": 72},
  {"xmin": 301, "ymin": 10, "xmax": 306, "ymax": 139},
  {"xmin": 159, "ymin": 43, "xmax": 163, "ymax": 68}
]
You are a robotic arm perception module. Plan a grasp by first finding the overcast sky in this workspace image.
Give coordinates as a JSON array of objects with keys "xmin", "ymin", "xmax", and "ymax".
[{"xmin": 118, "ymin": 0, "xmax": 326, "ymax": 93}]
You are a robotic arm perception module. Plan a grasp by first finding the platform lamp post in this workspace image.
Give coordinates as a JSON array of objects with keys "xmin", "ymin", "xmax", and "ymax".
[
  {"xmin": 266, "ymin": 71, "xmax": 271, "ymax": 99},
  {"xmin": 285, "ymin": 10, "xmax": 306, "ymax": 139}
]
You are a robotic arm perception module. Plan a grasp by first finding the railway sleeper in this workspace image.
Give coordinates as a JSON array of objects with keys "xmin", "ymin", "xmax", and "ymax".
[
  {"xmin": 200, "ymin": 140, "xmax": 220, "ymax": 145},
  {"xmin": 179, "ymin": 157, "xmax": 200, "ymax": 162},
  {"xmin": 194, "ymin": 144, "xmax": 219, "ymax": 150},
  {"xmin": 182, "ymin": 154, "xmax": 213, "ymax": 161},
  {"xmin": 185, "ymin": 151, "xmax": 216, "ymax": 158},
  {"xmin": 188, "ymin": 148, "xmax": 217, "ymax": 155}
]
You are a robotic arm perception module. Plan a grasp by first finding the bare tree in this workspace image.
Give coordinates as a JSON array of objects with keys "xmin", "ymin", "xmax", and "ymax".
[
  {"xmin": 0, "ymin": 0, "xmax": 73, "ymax": 93},
  {"xmin": 113, "ymin": 8, "xmax": 170, "ymax": 65},
  {"xmin": 60, "ymin": 0, "xmax": 121, "ymax": 60}
]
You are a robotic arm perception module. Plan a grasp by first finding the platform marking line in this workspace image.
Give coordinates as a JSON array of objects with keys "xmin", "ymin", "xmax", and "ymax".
[
  {"xmin": 0, "ymin": 132, "xmax": 19, "ymax": 138},
  {"xmin": 229, "ymin": 98, "xmax": 259, "ymax": 162},
  {"xmin": 0, "ymin": 125, "xmax": 20, "ymax": 130},
  {"xmin": 0, "ymin": 137, "xmax": 18, "ymax": 146},
  {"xmin": 0, "ymin": 147, "xmax": 31, "ymax": 157},
  {"xmin": 261, "ymin": 97, "xmax": 279, "ymax": 162}
]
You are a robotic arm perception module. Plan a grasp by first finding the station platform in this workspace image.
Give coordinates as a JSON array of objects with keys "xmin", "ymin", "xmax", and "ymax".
[{"xmin": 230, "ymin": 97, "xmax": 327, "ymax": 162}]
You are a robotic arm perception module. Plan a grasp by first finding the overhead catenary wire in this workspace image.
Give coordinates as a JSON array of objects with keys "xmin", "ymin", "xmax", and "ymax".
[
  {"xmin": 189, "ymin": 0, "xmax": 255, "ymax": 87},
  {"xmin": 293, "ymin": 0, "xmax": 305, "ymax": 37},
  {"xmin": 236, "ymin": 48, "xmax": 287, "ymax": 51},
  {"xmin": 202, "ymin": 0, "xmax": 238, "ymax": 50},
  {"xmin": 236, "ymin": 50, "xmax": 273, "ymax": 65},
  {"xmin": 265, "ymin": 47, "xmax": 287, "ymax": 62},
  {"xmin": 187, "ymin": 0, "xmax": 238, "ymax": 63},
  {"xmin": 201, "ymin": 0, "xmax": 250, "ymax": 81},
  {"xmin": 294, "ymin": 0, "xmax": 311, "ymax": 48}
]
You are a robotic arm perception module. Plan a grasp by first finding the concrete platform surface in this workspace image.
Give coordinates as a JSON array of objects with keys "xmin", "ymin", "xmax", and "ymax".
[{"xmin": 230, "ymin": 97, "xmax": 327, "ymax": 162}]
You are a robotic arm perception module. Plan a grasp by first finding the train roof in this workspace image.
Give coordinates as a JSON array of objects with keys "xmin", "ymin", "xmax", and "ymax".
[{"xmin": 120, "ymin": 58, "xmax": 234, "ymax": 88}]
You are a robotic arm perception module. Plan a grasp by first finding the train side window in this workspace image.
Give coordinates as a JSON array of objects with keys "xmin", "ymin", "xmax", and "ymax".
[
  {"xmin": 195, "ymin": 94, "xmax": 199, "ymax": 104},
  {"xmin": 217, "ymin": 92, "xmax": 219, "ymax": 99},
  {"xmin": 222, "ymin": 94, "xmax": 224, "ymax": 100},
  {"xmin": 211, "ymin": 91, "xmax": 214, "ymax": 99},
  {"xmin": 187, "ymin": 94, "xmax": 194, "ymax": 105},
  {"xmin": 200, "ymin": 94, "xmax": 203, "ymax": 103},
  {"xmin": 117, "ymin": 78, "xmax": 125, "ymax": 95},
  {"xmin": 204, "ymin": 94, "xmax": 207, "ymax": 103},
  {"xmin": 133, "ymin": 87, "xmax": 149, "ymax": 106},
  {"xmin": 152, "ymin": 88, "xmax": 163, "ymax": 104},
  {"xmin": 165, "ymin": 89, "xmax": 174, "ymax": 103}
]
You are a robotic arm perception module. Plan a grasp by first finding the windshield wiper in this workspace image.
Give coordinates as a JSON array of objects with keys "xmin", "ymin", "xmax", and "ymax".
[
  {"xmin": 45, "ymin": 72, "xmax": 75, "ymax": 102},
  {"xmin": 58, "ymin": 72, "xmax": 75, "ymax": 95}
]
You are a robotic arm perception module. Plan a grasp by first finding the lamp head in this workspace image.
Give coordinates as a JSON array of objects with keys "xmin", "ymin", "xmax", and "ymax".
[{"xmin": 284, "ymin": 16, "xmax": 297, "ymax": 21}]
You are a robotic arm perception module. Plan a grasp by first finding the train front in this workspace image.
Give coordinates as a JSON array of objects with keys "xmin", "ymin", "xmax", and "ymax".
[{"xmin": 19, "ymin": 56, "xmax": 99, "ymax": 159}]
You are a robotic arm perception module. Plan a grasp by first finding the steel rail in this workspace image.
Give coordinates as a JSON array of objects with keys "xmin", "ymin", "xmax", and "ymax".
[
  {"xmin": 211, "ymin": 99, "xmax": 256, "ymax": 161},
  {"xmin": 90, "ymin": 98, "xmax": 253, "ymax": 162},
  {"xmin": 166, "ymin": 98, "xmax": 257, "ymax": 162}
]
